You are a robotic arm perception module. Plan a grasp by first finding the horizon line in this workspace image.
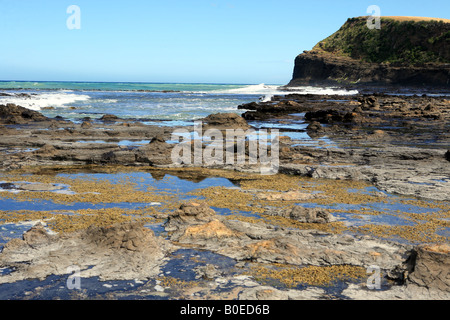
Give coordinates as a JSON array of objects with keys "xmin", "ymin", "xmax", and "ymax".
[{"xmin": 0, "ymin": 80, "xmax": 285, "ymax": 86}]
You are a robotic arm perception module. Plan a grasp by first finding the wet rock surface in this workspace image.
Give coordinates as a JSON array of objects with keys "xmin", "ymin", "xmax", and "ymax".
[
  {"xmin": 406, "ymin": 244, "xmax": 450, "ymax": 292},
  {"xmin": 201, "ymin": 112, "xmax": 252, "ymax": 131},
  {"xmin": 0, "ymin": 95, "xmax": 449, "ymax": 300},
  {"xmin": 1, "ymin": 95, "xmax": 448, "ymax": 203},
  {"xmin": 265, "ymin": 206, "xmax": 336, "ymax": 224},
  {"xmin": 0, "ymin": 174, "xmax": 448, "ymax": 300},
  {"xmin": 165, "ymin": 202, "xmax": 218, "ymax": 233},
  {"xmin": 0, "ymin": 104, "xmax": 49, "ymax": 124},
  {"xmin": 238, "ymin": 93, "xmax": 450, "ymax": 201},
  {"xmin": 0, "ymin": 221, "xmax": 174, "ymax": 283}
]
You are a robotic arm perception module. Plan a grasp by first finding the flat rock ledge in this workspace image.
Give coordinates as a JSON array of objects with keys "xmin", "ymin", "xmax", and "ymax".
[
  {"xmin": 166, "ymin": 203, "xmax": 408, "ymax": 269},
  {"xmin": 0, "ymin": 204, "xmax": 448, "ymax": 300},
  {"xmin": 0, "ymin": 221, "xmax": 174, "ymax": 283},
  {"xmin": 165, "ymin": 203, "xmax": 450, "ymax": 299}
]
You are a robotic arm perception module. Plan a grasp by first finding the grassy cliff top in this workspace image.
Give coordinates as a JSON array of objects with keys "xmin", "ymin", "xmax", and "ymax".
[
  {"xmin": 382, "ymin": 16, "xmax": 450, "ymax": 23},
  {"xmin": 312, "ymin": 16, "xmax": 450, "ymax": 66}
]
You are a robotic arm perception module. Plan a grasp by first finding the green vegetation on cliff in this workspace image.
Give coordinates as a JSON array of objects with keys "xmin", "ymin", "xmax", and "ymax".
[{"xmin": 313, "ymin": 17, "xmax": 450, "ymax": 66}]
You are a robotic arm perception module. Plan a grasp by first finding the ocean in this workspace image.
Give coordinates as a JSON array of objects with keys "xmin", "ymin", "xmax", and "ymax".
[{"xmin": 0, "ymin": 81, "xmax": 359, "ymax": 125}]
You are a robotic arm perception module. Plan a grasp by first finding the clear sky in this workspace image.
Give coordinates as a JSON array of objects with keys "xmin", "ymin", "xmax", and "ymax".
[{"xmin": 1, "ymin": 0, "xmax": 449, "ymax": 84}]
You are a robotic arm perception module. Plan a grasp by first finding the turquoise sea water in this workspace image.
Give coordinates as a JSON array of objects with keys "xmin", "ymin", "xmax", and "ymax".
[
  {"xmin": 0, "ymin": 81, "xmax": 248, "ymax": 93},
  {"xmin": 0, "ymin": 81, "xmax": 359, "ymax": 124}
]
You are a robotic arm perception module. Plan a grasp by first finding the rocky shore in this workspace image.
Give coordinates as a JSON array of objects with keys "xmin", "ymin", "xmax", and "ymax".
[{"xmin": 0, "ymin": 92, "xmax": 449, "ymax": 300}]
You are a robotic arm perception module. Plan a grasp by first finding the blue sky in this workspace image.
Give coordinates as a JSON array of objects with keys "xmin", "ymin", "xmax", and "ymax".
[{"xmin": 1, "ymin": 0, "xmax": 449, "ymax": 84}]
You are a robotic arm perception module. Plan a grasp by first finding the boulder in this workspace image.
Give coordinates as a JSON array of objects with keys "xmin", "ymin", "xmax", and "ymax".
[
  {"xmin": 165, "ymin": 202, "xmax": 217, "ymax": 232},
  {"xmin": 99, "ymin": 114, "xmax": 120, "ymax": 122},
  {"xmin": 306, "ymin": 121, "xmax": 324, "ymax": 132},
  {"xmin": 364, "ymin": 129, "xmax": 390, "ymax": 141},
  {"xmin": 194, "ymin": 264, "xmax": 222, "ymax": 280},
  {"xmin": 101, "ymin": 150, "xmax": 136, "ymax": 164},
  {"xmin": 135, "ymin": 135, "xmax": 174, "ymax": 165},
  {"xmin": 34, "ymin": 144, "xmax": 58, "ymax": 158},
  {"xmin": 407, "ymin": 244, "xmax": 450, "ymax": 292},
  {"xmin": 201, "ymin": 113, "xmax": 251, "ymax": 130},
  {"xmin": 271, "ymin": 205, "xmax": 336, "ymax": 224},
  {"xmin": 304, "ymin": 109, "xmax": 344, "ymax": 124},
  {"xmin": 85, "ymin": 221, "xmax": 160, "ymax": 252},
  {"xmin": 80, "ymin": 120, "xmax": 92, "ymax": 129},
  {"xmin": 22, "ymin": 222, "xmax": 56, "ymax": 248},
  {"xmin": 0, "ymin": 104, "xmax": 48, "ymax": 124},
  {"xmin": 178, "ymin": 220, "xmax": 238, "ymax": 242},
  {"xmin": 359, "ymin": 96, "xmax": 380, "ymax": 110}
]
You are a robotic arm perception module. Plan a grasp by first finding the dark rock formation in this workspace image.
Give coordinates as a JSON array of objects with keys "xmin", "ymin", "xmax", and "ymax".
[
  {"xmin": 0, "ymin": 221, "xmax": 173, "ymax": 283},
  {"xmin": 99, "ymin": 114, "xmax": 120, "ymax": 122},
  {"xmin": 407, "ymin": 244, "xmax": 450, "ymax": 292},
  {"xmin": 288, "ymin": 17, "xmax": 450, "ymax": 87},
  {"xmin": 266, "ymin": 206, "xmax": 336, "ymax": 224},
  {"xmin": 201, "ymin": 113, "xmax": 251, "ymax": 130},
  {"xmin": 289, "ymin": 51, "xmax": 450, "ymax": 87},
  {"xmin": 0, "ymin": 104, "xmax": 48, "ymax": 124},
  {"xmin": 81, "ymin": 120, "xmax": 92, "ymax": 129},
  {"xmin": 135, "ymin": 134, "xmax": 174, "ymax": 165},
  {"xmin": 164, "ymin": 202, "xmax": 218, "ymax": 233}
]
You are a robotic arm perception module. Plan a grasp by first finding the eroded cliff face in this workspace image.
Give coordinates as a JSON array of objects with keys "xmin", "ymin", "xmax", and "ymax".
[{"xmin": 288, "ymin": 17, "xmax": 450, "ymax": 87}]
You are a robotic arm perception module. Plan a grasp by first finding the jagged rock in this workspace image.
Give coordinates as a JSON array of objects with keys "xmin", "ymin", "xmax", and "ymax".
[
  {"xmin": 149, "ymin": 135, "xmax": 166, "ymax": 144},
  {"xmin": 0, "ymin": 104, "xmax": 48, "ymax": 124},
  {"xmin": 407, "ymin": 244, "xmax": 450, "ymax": 292},
  {"xmin": 266, "ymin": 205, "xmax": 336, "ymax": 224},
  {"xmin": 364, "ymin": 129, "xmax": 390, "ymax": 141},
  {"xmin": 22, "ymin": 222, "xmax": 56, "ymax": 248},
  {"xmin": 306, "ymin": 121, "xmax": 324, "ymax": 132},
  {"xmin": 0, "ymin": 221, "xmax": 174, "ymax": 283},
  {"xmin": 359, "ymin": 96, "xmax": 380, "ymax": 110},
  {"xmin": 135, "ymin": 135, "xmax": 174, "ymax": 165},
  {"xmin": 164, "ymin": 202, "xmax": 217, "ymax": 232},
  {"xmin": 101, "ymin": 150, "xmax": 136, "ymax": 164},
  {"xmin": 175, "ymin": 218, "xmax": 410, "ymax": 270},
  {"xmin": 0, "ymin": 125, "xmax": 14, "ymax": 135},
  {"xmin": 0, "ymin": 182, "xmax": 16, "ymax": 190},
  {"xmin": 201, "ymin": 113, "xmax": 251, "ymax": 130},
  {"xmin": 99, "ymin": 114, "xmax": 119, "ymax": 122},
  {"xmin": 81, "ymin": 121, "xmax": 92, "ymax": 129},
  {"xmin": 85, "ymin": 221, "xmax": 160, "ymax": 252},
  {"xmin": 194, "ymin": 264, "xmax": 222, "ymax": 280},
  {"xmin": 178, "ymin": 220, "xmax": 239, "ymax": 242},
  {"xmin": 33, "ymin": 144, "xmax": 58, "ymax": 158},
  {"xmin": 165, "ymin": 203, "xmax": 244, "ymax": 245}
]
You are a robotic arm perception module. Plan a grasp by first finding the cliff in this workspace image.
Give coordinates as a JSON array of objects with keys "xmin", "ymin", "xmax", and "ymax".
[{"xmin": 288, "ymin": 16, "xmax": 450, "ymax": 87}]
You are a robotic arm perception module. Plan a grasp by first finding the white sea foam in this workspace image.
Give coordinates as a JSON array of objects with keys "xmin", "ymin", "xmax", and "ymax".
[
  {"xmin": 209, "ymin": 83, "xmax": 359, "ymax": 101},
  {"xmin": 0, "ymin": 92, "xmax": 91, "ymax": 111}
]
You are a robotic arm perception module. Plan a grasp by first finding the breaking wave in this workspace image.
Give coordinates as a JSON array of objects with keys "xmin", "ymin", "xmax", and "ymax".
[{"xmin": 0, "ymin": 92, "xmax": 91, "ymax": 111}]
